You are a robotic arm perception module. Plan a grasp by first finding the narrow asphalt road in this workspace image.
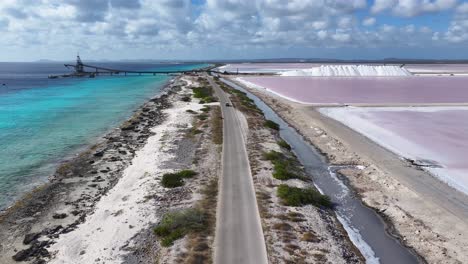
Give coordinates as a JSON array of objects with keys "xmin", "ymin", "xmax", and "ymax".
[{"xmin": 208, "ymin": 76, "xmax": 268, "ymax": 264}]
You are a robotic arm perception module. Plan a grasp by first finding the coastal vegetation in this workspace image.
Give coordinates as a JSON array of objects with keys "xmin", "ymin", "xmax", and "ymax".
[
  {"xmin": 214, "ymin": 80, "xmax": 262, "ymax": 114},
  {"xmin": 263, "ymin": 151, "xmax": 303, "ymax": 180},
  {"xmin": 192, "ymin": 85, "xmax": 217, "ymax": 104},
  {"xmin": 264, "ymin": 119, "xmax": 280, "ymax": 130},
  {"xmin": 161, "ymin": 170, "xmax": 197, "ymax": 188},
  {"xmin": 154, "ymin": 208, "xmax": 206, "ymax": 247},
  {"xmin": 278, "ymin": 139, "xmax": 292, "ymax": 150},
  {"xmin": 277, "ymin": 184, "xmax": 331, "ymax": 208},
  {"xmin": 197, "ymin": 113, "xmax": 209, "ymax": 121},
  {"xmin": 229, "ymin": 89, "xmax": 260, "ymax": 112},
  {"xmin": 212, "ymin": 106, "xmax": 223, "ymax": 145}
]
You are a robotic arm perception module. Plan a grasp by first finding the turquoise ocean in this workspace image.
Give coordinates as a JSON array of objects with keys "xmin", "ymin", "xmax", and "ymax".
[{"xmin": 0, "ymin": 62, "xmax": 208, "ymax": 210}]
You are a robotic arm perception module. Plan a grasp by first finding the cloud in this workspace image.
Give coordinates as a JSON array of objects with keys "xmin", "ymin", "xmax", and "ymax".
[
  {"xmin": 0, "ymin": 0, "xmax": 465, "ymax": 60},
  {"xmin": 457, "ymin": 2, "xmax": 468, "ymax": 13},
  {"xmin": 371, "ymin": 0, "xmax": 458, "ymax": 17},
  {"xmin": 66, "ymin": 0, "xmax": 109, "ymax": 22},
  {"xmin": 110, "ymin": 0, "xmax": 141, "ymax": 9},
  {"xmin": 362, "ymin": 17, "xmax": 376, "ymax": 26},
  {"xmin": 445, "ymin": 3, "xmax": 468, "ymax": 43}
]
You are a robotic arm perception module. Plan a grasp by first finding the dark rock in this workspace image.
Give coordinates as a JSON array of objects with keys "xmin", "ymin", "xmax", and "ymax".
[
  {"xmin": 52, "ymin": 213, "xmax": 68, "ymax": 219},
  {"xmin": 12, "ymin": 241, "xmax": 50, "ymax": 262},
  {"xmin": 121, "ymin": 125, "xmax": 135, "ymax": 131},
  {"xmin": 12, "ymin": 249, "xmax": 30, "ymax": 261},
  {"xmin": 71, "ymin": 210, "xmax": 81, "ymax": 216},
  {"xmin": 92, "ymin": 176, "xmax": 105, "ymax": 183},
  {"xmin": 93, "ymin": 150, "xmax": 105, "ymax": 157},
  {"xmin": 109, "ymin": 156, "xmax": 120, "ymax": 162},
  {"xmin": 23, "ymin": 232, "xmax": 41, "ymax": 245},
  {"xmin": 41, "ymin": 225, "xmax": 63, "ymax": 236}
]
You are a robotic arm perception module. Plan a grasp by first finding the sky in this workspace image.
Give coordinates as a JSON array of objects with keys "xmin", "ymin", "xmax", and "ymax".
[{"xmin": 0, "ymin": 0, "xmax": 468, "ymax": 61}]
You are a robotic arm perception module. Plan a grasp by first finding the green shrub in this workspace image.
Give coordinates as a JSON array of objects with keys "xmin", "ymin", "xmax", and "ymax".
[
  {"xmin": 278, "ymin": 140, "xmax": 291, "ymax": 150},
  {"xmin": 191, "ymin": 129, "xmax": 202, "ymax": 135},
  {"xmin": 229, "ymin": 89, "xmax": 261, "ymax": 112},
  {"xmin": 161, "ymin": 173, "xmax": 184, "ymax": 188},
  {"xmin": 263, "ymin": 151, "xmax": 301, "ymax": 180},
  {"xmin": 263, "ymin": 150, "xmax": 283, "ymax": 161},
  {"xmin": 192, "ymin": 87, "xmax": 217, "ymax": 104},
  {"xmin": 201, "ymin": 106, "xmax": 211, "ymax": 113},
  {"xmin": 277, "ymin": 184, "xmax": 331, "ymax": 208},
  {"xmin": 186, "ymin": 109, "xmax": 197, "ymax": 114},
  {"xmin": 161, "ymin": 170, "xmax": 197, "ymax": 188},
  {"xmin": 264, "ymin": 120, "xmax": 280, "ymax": 130},
  {"xmin": 204, "ymin": 96, "xmax": 218, "ymax": 103},
  {"xmin": 198, "ymin": 114, "xmax": 208, "ymax": 121},
  {"xmin": 178, "ymin": 169, "xmax": 197, "ymax": 178},
  {"xmin": 154, "ymin": 208, "xmax": 205, "ymax": 247},
  {"xmin": 192, "ymin": 87, "xmax": 212, "ymax": 99},
  {"xmin": 272, "ymin": 161, "xmax": 299, "ymax": 180}
]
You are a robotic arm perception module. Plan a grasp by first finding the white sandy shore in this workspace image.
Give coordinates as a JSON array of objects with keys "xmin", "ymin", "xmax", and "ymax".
[{"xmin": 49, "ymin": 85, "xmax": 204, "ymax": 263}]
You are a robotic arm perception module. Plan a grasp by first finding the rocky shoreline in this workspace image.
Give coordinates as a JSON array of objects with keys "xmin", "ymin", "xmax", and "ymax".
[{"xmin": 0, "ymin": 78, "xmax": 179, "ymax": 263}]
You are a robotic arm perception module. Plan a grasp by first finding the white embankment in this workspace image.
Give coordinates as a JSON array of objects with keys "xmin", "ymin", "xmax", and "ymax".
[{"xmin": 280, "ymin": 65, "xmax": 412, "ymax": 77}]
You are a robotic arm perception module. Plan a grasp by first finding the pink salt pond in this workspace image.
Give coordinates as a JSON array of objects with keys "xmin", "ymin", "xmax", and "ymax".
[
  {"xmin": 239, "ymin": 76, "xmax": 468, "ymax": 105},
  {"xmin": 320, "ymin": 107, "xmax": 468, "ymax": 195},
  {"xmin": 220, "ymin": 63, "xmax": 320, "ymax": 73}
]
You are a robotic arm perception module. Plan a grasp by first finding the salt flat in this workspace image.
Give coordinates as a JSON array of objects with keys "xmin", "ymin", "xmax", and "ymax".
[
  {"xmin": 238, "ymin": 76, "xmax": 468, "ymax": 105},
  {"xmin": 406, "ymin": 64, "xmax": 468, "ymax": 74},
  {"xmin": 320, "ymin": 106, "xmax": 468, "ymax": 195},
  {"xmin": 218, "ymin": 63, "xmax": 320, "ymax": 73}
]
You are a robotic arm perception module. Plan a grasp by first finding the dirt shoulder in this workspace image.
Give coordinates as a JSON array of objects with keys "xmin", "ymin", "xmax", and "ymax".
[{"xmin": 231, "ymin": 79, "xmax": 468, "ymax": 264}]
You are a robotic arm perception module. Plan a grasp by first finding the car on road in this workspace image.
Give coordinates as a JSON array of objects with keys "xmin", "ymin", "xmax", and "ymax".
[{"xmin": 225, "ymin": 102, "xmax": 231, "ymax": 107}]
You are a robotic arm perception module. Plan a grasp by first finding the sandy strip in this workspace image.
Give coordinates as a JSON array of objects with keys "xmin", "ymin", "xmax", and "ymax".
[{"xmin": 49, "ymin": 86, "xmax": 204, "ymax": 263}]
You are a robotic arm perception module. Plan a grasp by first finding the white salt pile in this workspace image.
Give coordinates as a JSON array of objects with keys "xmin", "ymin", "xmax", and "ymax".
[{"xmin": 280, "ymin": 65, "xmax": 412, "ymax": 77}]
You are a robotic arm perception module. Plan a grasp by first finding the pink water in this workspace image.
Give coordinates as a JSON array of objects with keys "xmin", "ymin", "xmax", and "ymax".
[
  {"xmin": 406, "ymin": 64, "xmax": 468, "ymax": 73},
  {"xmin": 321, "ymin": 107, "xmax": 468, "ymax": 194},
  {"xmin": 241, "ymin": 76, "xmax": 468, "ymax": 104},
  {"xmin": 365, "ymin": 109, "xmax": 468, "ymax": 168}
]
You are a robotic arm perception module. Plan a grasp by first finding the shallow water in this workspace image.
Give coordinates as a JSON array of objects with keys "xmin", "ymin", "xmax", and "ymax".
[
  {"xmin": 222, "ymin": 78, "xmax": 419, "ymax": 264},
  {"xmin": 0, "ymin": 62, "xmax": 208, "ymax": 209},
  {"xmin": 321, "ymin": 106, "xmax": 468, "ymax": 195},
  {"xmin": 240, "ymin": 76, "xmax": 468, "ymax": 104}
]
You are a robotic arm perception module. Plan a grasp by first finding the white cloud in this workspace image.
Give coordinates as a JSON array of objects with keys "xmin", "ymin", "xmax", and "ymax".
[
  {"xmin": 371, "ymin": 0, "xmax": 457, "ymax": 17},
  {"xmin": 362, "ymin": 17, "xmax": 376, "ymax": 26},
  {"xmin": 457, "ymin": 2, "xmax": 468, "ymax": 13},
  {"xmin": 0, "ymin": 0, "xmax": 464, "ymax": 60}
]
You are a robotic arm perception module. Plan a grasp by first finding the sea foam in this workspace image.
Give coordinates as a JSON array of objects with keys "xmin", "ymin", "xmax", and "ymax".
[{"xmin": 280, "ymin": 65, "xmax": 412, "ymax": 77}]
